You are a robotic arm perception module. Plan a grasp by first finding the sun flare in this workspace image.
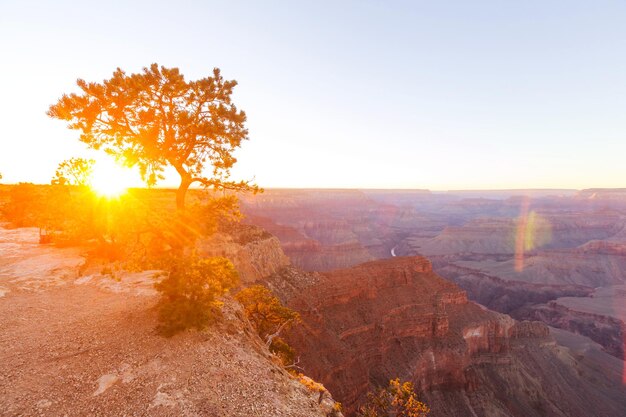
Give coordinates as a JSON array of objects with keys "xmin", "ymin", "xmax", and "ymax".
[{"xmin": 89, "ymin": 157, "xmax": 134, "ymax": 197}]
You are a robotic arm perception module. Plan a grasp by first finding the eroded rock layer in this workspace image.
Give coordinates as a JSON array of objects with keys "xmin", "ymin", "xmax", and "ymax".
[{"xmin": 266, "ymin": 257, "xmax": 626, "ymax": 417}]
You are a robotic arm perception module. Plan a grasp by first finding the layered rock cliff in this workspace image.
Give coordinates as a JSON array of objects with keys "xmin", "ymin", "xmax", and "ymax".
[
  {"xmin": 433, "ymin": 262, "xmax": 593, "ymax": 314},
  {"xmin": 517, "ymin": 301, "xmax": 625, "ymax": 360},
  {"xmin": 197, "ymin": 223, "xmax": 290, "ymax": 284},
  {"xmin": 265, "ymin": 257, "xmax": 626, "ymax": 417}
]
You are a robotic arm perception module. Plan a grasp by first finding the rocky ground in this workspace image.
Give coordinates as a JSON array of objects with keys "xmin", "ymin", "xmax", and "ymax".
[{"xmin": 0, "ymin": 225, "xmax": 339, "ymax": 417}]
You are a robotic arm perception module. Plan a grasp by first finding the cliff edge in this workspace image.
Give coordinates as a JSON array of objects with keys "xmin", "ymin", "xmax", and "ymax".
[{"xmin": 0, "ymin": 225, "xmax": 339, "ymax": 417}]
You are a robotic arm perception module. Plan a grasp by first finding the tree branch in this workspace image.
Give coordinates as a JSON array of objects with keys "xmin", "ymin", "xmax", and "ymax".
[
  {"xmin": 284, "ymin": 356, "xmax": 304, "ymax": 371},
  {"xmin": 265, "ymin": 319, "xmax": 293, "ymax": 348}
]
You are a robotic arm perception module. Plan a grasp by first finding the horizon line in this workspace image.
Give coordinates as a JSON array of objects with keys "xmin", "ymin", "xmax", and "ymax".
[{"xmin": 4, "ymin": 183, "xmax": 626, "ymax": 193}]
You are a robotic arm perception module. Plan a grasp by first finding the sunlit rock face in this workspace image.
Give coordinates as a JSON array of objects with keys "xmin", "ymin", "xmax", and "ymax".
[
  {"xmin": 196, "ymin": 223, "xmax": 290, "ymax": 284},
  {"xmin": 434, "ymin": 260, "xmax": 626, "ymax": 361},
  {"xmin": 265, "ymin": 257, "xmax": 626, "ymax": 417}
]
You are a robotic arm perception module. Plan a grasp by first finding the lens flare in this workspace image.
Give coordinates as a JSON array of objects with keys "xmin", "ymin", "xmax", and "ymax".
[
  {"xmin": 514, "ymin": 198, "xmax": 530, "ymax": 272},
  {"xmin": 514, "ymin": 198, "xmax": 552, "ymax": 272}
]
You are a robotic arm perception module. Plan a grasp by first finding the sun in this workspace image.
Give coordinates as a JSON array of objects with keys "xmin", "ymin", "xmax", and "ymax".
[{"xmin": 90, "ymin": 157, "xmax": 134, "ymax": 197}]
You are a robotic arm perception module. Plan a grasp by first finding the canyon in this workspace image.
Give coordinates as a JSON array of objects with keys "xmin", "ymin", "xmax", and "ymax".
[
  {"xmin": 264, "ymin": 256, "xmax": 626, "ymax": 417},
  {"xmin": 241, "ymin": 189, "xmax": 626, "ymax": 365},
  {"xmin": 3, "ymin": 186, "xmax": 626, "ymax": 416}
]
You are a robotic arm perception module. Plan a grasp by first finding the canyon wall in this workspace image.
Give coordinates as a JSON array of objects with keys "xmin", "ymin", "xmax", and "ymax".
[
  {"xmin": 517, "ymin": 301, "xmax": 625, "ymax": 360},
  {"xmin": 265, "ymin": 257, "xmax": 626, "ymax": 417}
]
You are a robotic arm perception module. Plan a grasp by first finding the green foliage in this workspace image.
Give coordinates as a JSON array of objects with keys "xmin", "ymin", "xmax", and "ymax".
[
  {"xmin": 164, "ymin": 194, "xmax": 242, "ymax": 251},
  {"xmin": 3, "ymin": 183, "xmax": 83, "ymax": 234},
  {"xmin": 235, "ymin": 285, "xmax": 300, "ymax": 338},
  {"xmin": 358, "ymin": 378, "xmax": 430, "ymax": 417},
  {"xmin": 51, "ymin": 157, "xmax": 95, "ymax": 186},
  {"xmin": 2, "ymin": 184, "xmax": 247, "ymax": 337},
  {"xmin": 155, "ymin": 256, "xmax": 240, "ymax": 336},
  {"xmin": 235, "ymin": 285, "xmax": 300, "ymax": 365},
  {"xmin": 48, "ymin": 63, "xmax": 260, "ymax": 210},
  {"xmin": 297, "ymin": 373, "xmax": 326, "ymax": 393}
]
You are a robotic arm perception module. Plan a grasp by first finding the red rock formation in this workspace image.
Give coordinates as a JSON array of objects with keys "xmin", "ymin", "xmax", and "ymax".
[{"xmin": 266, "ymin": 257, "xmax": 626, "ymax": 417}]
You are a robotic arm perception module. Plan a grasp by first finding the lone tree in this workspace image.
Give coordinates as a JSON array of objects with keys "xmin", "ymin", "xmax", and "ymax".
[
  {"xmin": 51, "ymin": 157, "xmax": 94, "ymax": 186},
  {"xmin": 48, "ymin": 64, "xmax": 258, "ymax": 210}
]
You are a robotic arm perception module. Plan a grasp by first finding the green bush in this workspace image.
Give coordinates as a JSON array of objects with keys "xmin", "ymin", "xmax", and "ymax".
[{"xmin": 155, "ymin": 256, "xmax": 240, "ymax": 336}]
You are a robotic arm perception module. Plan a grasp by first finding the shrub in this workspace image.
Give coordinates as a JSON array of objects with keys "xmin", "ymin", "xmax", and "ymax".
[
  {"xmin": 155, "ymin": 256, "xmax": 240, "ymax": 336},
  {"xmin": 235, "ymin": 285, "xmax": 300, "ymax": 365},
  {"xmin": 297, "ymin": 373, "xmax": 326, "ymax": 393},
  {"xmin": 358, "ymin": 378, "xmax": 430, "ymax": 417}
]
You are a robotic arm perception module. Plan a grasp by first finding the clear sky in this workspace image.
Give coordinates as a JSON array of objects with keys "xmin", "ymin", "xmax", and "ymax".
[{"xmin": 1, "ymin": 0, "xmax": 625, "ymax": 190}]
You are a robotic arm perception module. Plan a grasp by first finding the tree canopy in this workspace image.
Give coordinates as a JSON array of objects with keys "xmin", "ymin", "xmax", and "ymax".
[{"xmin": 48, "ymin": 63, "xmax": 258, "ymax": 209}]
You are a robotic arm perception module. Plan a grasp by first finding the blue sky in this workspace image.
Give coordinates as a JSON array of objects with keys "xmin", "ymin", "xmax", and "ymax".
[{"xmin": 1, "ymin": 0, "xmax": 625, "ymax": 189}]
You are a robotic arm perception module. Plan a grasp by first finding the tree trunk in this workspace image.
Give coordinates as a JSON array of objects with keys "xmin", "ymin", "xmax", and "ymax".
[{"xmin": 176, "ymin": 177, "xmax": 192, "ymax": 211}]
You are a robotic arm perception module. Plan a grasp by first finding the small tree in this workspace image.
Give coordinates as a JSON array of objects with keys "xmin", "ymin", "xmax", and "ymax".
[
  {"xmin": 235, "ymin": 285, "xmax": 300, "ymax": 364},
  {"xmin": 358, "ymin": 378, "xmax": 430, "ymax": 417},
  {"xmin": 155, "ymin": 256, "xmax": 240, "ymax": 336},
  {"xmin": 48, "ymin": 64, "xmax": 259, "ymax": 210},
  {"xmin": 51, "ymin": 157, "xmax": 95, "ymax": 186}
]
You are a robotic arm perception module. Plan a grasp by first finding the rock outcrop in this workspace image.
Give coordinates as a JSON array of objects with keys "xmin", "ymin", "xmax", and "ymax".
[
  {"xmin": 265, "ymin": 257, "xmax": 626, "ymax": 417},
  {"xmin": 197, "ymin": 223, "xmax": 290, "ymax": 284},
  {"xmin": 517, "ymin": 301, "xmax": 625, "ymax": 360},
  {"xmin": 434, "ymin": 262, "xmax": 626, "ymax": 360}
]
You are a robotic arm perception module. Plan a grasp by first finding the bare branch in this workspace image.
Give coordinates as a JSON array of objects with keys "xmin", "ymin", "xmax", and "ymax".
[
  {"xmin": 284, "ymin": 356, "xmax": 305, "ymax": 372},
  {"xmin": 265, "ymin": 319, "xmax": 293, "ymax": 348}
]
